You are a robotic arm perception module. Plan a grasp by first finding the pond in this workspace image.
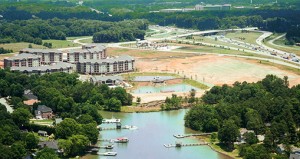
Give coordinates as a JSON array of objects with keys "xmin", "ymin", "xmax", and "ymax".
[
  {"xmin": 132, "ymin": 84, "xmax": 199, "ymax": 94},
  {"xmin": 84, "ymin": 110, "xmax": 232, "ymax": 159}
]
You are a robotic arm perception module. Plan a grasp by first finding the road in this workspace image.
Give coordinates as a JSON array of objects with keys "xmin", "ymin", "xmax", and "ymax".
[{"xmin": 0, "ymin": 98, "xmax": 13, "ymax": 113}]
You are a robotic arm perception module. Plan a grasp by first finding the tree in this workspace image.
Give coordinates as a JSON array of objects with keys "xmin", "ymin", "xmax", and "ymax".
[
  {"xmin": 25, "ymin": 132, "xmax": 39, "ymax": 150},
  {"xmin": 11, "ymin": 108, "xmax": 32, "ymax": 127},
  {"xmin": 218, "ymin": 119, "xmax": 239, "ymax": 150},
  {"xmin": 36, "ymin": 148, "xmax": 59, "ymax": 159},
  {"xmin": 81, "ymin": 123, "xmax": 98, "ymax": 144},
  {"xmin": 105, "ymin": 98, "xmax": 122, "ymax": 112},
  {"xmin": 11, "ymin": 142, "xmax": 26, "ymax": 159},
  {"xmin": 244, "ymin": 132, "xmax": 258, "ymax": 145},
  {"xmin": 245, "ymin": 109, "xmax": 264, "ymax": 134},
  {"xmin": 77, "ymin": 114, "xmax": 94, "ymax": 124},
  {"xmin": 56, "ymin": 118, "xmax": 81, "ymax": 139},
  {"xmin": 59, "ymin": 135, "xmax": 89, "ymax": 157}
]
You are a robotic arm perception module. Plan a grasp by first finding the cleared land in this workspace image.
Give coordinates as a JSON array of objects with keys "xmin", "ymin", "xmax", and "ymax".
[
  {"xmin": 109, "ymin": 47, "xmax": 300, "ymax": 103},
  {"xmin": 42, "ymin": 39, "xmax": 79, "ymax": 48}
]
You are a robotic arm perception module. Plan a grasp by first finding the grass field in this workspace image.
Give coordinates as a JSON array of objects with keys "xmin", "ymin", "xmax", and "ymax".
[
  {"xmin": 42, "ymin": 39, "xmax": 79, "ymax": 48},
  {"xmin": 264, "ymin": 34, "xmax": 300, "ymax": 55},
  {"xmin": 225, "ymin": 31, "xmax": 263, "ymax": 45},
  {"xmin": 66, "ymin": 36, "xmax": 91, "ymax": 40},
  {"xmin": 0, "ymin": 42, "xmax": 45, "ymax": 52}
]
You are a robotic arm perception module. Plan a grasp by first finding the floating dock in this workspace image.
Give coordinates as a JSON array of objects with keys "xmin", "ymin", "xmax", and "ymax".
[
  {"xmin": 173, "ymin": 133, "xmax": 212, "ymax": 138},
  {"xmin": 164, "ymin": 142, "xmax": 208, "ymax": 148}
]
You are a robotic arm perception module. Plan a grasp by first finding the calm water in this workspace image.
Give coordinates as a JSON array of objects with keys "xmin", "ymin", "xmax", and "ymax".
[
  {"xmin": 132, "ymin": 84, "xmax": 199, "ymax": 94},
  {"xmin": 85, "ymin": 110, "xmax": 231, "ymax": 159}
]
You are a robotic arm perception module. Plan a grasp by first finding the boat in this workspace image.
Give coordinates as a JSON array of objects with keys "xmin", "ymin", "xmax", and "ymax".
[
  {"xmin": 173, "ymin": 134, "xmax": 185, "ymax": 138},
  {"xmin": 105, "ymin": 144, "xmax": 114, "ymax": 149},
  {"xmin": 98, "ymin": 152, "xmax": 117, "ymax": 156},
  {"xmin": 124, "ymin": 125, "xmax": 138, "ymax": 130},
  {"xmin": 114, "ymin": 137, "xmax": 129, "ymax": 143}
]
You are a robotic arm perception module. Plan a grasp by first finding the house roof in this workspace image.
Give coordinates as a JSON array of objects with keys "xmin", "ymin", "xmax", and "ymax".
[
  {"xmin": 55, "ymin": 118, "xmax": 63, "ymax": 124},
  {"xmin": 68, "ymin": 44, "xmax": 106, "ymax": 54},
  {"xmin": 37, "ymin": 105, "xmax": 52, "ymax": 113},
  {"xmin": 38, "ymin": 141, "xmax": 58, "ymax": 150},
  {"xmin": 38, "ymin": 130, "xmax": 48, "ymax": 134},
  {"xmin": 90, "ymin": 75, "xmax": 123, "ymax": 82},
  {"xmin": 24, "ymin": 99, "xmax": 39, "ymax": 106},
  {"xmin": 24, "ymin": 90, "xmax": 38, "ymax": 100},
  {"xmin": 6, "ymin": 53, "xmax": 40, "ymax": 60}
]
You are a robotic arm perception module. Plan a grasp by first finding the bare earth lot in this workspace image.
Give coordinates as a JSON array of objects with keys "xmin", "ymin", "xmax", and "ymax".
[{"xmin": 108, "ymin": 47, "xmax": 300, "ymax": 103}]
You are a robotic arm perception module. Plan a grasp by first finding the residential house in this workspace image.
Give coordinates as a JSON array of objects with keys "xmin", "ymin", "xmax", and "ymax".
[
  {"xmin": 37, "ymin": 130, "xmax": 48, "ymax": 137},
  {"xmin": 23, "ymin": 90, "xmax": 39, "ymax": 106},
  {"xmin": 35, "ymin": 105, "xmax": 53, "ymax": 119}
]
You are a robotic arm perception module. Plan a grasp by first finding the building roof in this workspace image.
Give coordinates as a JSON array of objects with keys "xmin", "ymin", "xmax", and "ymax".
[
  {"xmin": 91, "ymin": 75, "xmax": 123, "ymax": 82},
  {"xmin": 21, "ymin": 48, "xmax": 62, "ymax": 54},
  {"xmin": 68, "ymin": 44, "xmax": 106, "ymax": 54},
  {"xmin": 79, "ymin": 55, "xmax": 134, "ymax": 63},
  {"xmin": 55, "ymin": 118, "xmax": 63, "ymax": 125},
  {"xmin": 6, "ymin": 53, "xmax": 40, "ymax": 60},
  {"xmin": 10, "ymin": 62, "xmax": 75, "ymax": 72},
  {"xmin": 38, "ymin": 141, "xmax": 58, "ymax": 150},
  {"xmin": 24, "ymin": 89, "xmax": 38, "ymax": 100},
  {"xmin": 38, "ymin": 130, "xmax": 48, "ymax": 134},
  {"xmin": 37, "ymin": 105, "xmax": 52, "ymax": 113}
]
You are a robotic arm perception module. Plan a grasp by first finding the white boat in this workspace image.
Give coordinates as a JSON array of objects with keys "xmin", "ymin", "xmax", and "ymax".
[
  {"xmin": 98, "ymin": 152, "xmax": 117, "ymax": 156},
  {"xmin": 114, "ymin": 137, "xmax": 129, "ymax": 143},
  {"xmin": 124, "ymin": 125, "xmax": 138, "ymax": 130}
]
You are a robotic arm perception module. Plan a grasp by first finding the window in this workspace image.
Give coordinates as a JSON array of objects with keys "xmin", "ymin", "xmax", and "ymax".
[
  {"xmin": 90, "ymin": 53, "xmax": 94, "ymax": 59},
  {"xmin": 75, "ymin": 53, "xmax": 79, "ymax": 62},
  {"xmin": 28, "ymin": 59, "xmax": 33, "ymax": 67},
  {"xmin": 83, "ymin": 53, "xmax": 86, "ymax": 59},
  {"xmin": 42, "ymin": 54, "xmax": 45, "ymax": 62},
  {"xmin": 119, "ymin": 61, "xmax": 123, "ymax": 71},
  {"xmin": 50, "ymin": 53, "xmax": 54, "ymax": 62},
  {"xmin": 94, "ymin": 63, "xmax": 99, "ymax": 73},
  {"xmin": 67, "ymin": 53, "xmax": 70, "ymax": 62},
  {"xmin": 14, "ymin": 60, "xmax": 19, "ymax": 67},
  {"xmin": 21, "ymin": 59, "xmax": 26, "ymax": 67},
  {"xmin": 106, "ymin": 63, "xmax": 110, "ymax": 72},
  {"xmin": 59, "ymin": 54, "xmax": 62, "ymax": 61},
  {"xmin": 113, "ymin": 62, "xmax": 118, "ymax": 72},
  {"xmin": 125, "ymin": 61, "xmax": 128, "ymax": 70}
]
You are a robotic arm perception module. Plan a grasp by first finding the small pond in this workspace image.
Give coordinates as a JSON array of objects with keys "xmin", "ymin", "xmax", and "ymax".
[{"xmin": 132, "ymin": 84, "xmax": 198, "ymax": 94}]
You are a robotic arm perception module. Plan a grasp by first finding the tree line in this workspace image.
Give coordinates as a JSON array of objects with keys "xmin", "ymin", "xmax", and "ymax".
[
  {"xmin": 0, "ymin": 18, "xmax": 148, "ymax": 44},
  {"xmin": 184, "ymin": 75, "xmax": 300, "ymax": 158}
]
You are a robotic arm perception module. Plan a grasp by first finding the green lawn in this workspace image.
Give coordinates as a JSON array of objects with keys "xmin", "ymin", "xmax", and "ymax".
[
  {"xmin": 66, "ymin": 36, "xmax": 91, "ymax": 40},
  {"xmin": 42, "ymin": 39, "xmax": 79, "ymax": 48},
  {"xmin": 78, "ymin": 38, "xmax": 93, "ymax": 44},
  {"xmin": 0, "ymin": 42, "xmax": 45, "ymax": 52},
  {"xmin": 225, "ymin": 31, "xmax": 263, "ymax": 45},
  {"xmin": 176, "ymin": 45, "xmax": 249, "ymax": 55}
]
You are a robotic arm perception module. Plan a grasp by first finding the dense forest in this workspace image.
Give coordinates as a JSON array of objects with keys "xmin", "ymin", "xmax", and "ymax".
[
  {"xmin": 184, "ymin": 75, "xmax": 300, "ymax": 158},
  {"xmin": 1, "ymin": 2, "xmax": 300, "ymax": 44},
  {"xmin": 0, "ymin": 18, "xmax": 148, "ymax": 44},
  {"xmin": 0, "ymin": 69, "xmax": 134, "ymax": 158}
]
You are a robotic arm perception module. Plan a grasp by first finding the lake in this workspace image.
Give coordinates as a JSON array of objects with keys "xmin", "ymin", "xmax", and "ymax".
[{"xmin": 85, "ymin": 109, "xmax": 231, "ymax": 159}]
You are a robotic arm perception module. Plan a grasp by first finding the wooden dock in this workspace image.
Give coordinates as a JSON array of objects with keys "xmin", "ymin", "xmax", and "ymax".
[
  {"xmin": 99, "ymin": 125, "xmax": 137, "ymax": 131},
  {"xmin": 164, "ymin": 142, "xmax": 208, "ymax": 148},
  {"xmin": 173, "ymin": 133, "xmax": 212, "ymax": 138}
]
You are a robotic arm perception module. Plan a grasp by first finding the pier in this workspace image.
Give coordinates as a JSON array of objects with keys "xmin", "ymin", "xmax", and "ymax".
[
  {"xmin": 164, "ymin": 141, "xmax": 208, "ymax": 148},
  {"xmin": 173, "ymin": 133, "xmax": 212, "ymax": 138},
  {"xmin": 99, "ymin": 125, "xmax": 138, "ymax": 131}
]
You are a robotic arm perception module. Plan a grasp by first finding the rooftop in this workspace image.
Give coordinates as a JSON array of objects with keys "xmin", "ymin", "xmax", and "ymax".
[
  {"xmin": 21, "ymin": 48, "xmax": 62, "ymax": 54},
  {"xmin": 79, "ymin": 55, "xmax": 134, "ymax": 63},
  {"xmin": 10, "ymin": 62, "xmax": 75, "ymax": 72},
  {"xmin": 37, "ymin": 105, "xmax": 52, "ymax": 113},
  {"xmin": 91, "ymin": 75, "xmax": 123, "ymax": 82},
  {"xmin": 6, "ymin": 53, "xmax": 40, "ymax": 60}
]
